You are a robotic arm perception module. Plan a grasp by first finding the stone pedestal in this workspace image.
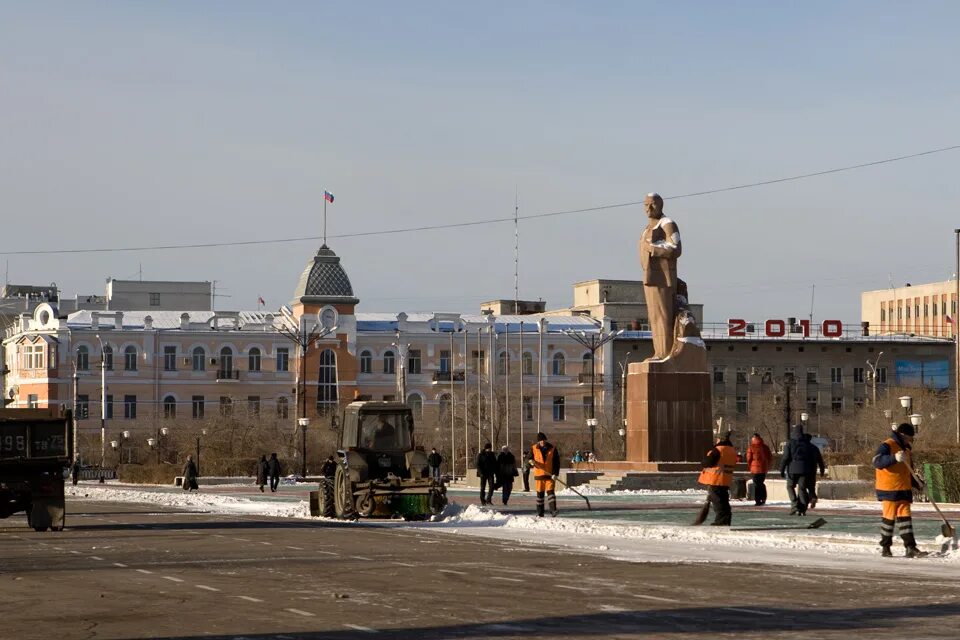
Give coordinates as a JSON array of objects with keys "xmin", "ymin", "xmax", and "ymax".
[{"xmin": 625, "ymin": 360, "xmax": 714, "ymax": 462}]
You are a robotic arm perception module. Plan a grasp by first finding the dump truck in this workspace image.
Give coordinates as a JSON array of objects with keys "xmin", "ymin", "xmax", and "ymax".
[
  {"xmin": 0, "ymin": 408, "xmax": 72, "ymax": 531},
  {"xmin": 313, "ymin": 401, "xmax": 447, "ymax": 520}
]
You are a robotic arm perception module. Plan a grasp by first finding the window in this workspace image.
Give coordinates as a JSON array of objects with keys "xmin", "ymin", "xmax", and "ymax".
[
  {"xmin": 124, "ymin": 345, "xmax": 138, "ymax": 371},
  {"xmin": 934, "ymin": 302, "xmax": 939, "ymax": 316},
  {"xmin": 470, "ymin": 350, "xmax": 486, "ymax": 374},
  {"xmin": 164, "ymin": 346, "xmax": 177, "ymax": 371},
  {"xmin": 806, "ymin": 367, "xmax": 819, "ymax": 384},
  {"xmin": 522, "ymin": 352, "xmax": 534, "ymax": 376},
  {"xmin": 552, "ymin": 396, "xmax": 565, "ymax": 421},
  {"xmin": 277, "ymin": 397, "xmax": 289, "ymax": 419},
  {"xmin": 248, "ymin": 348, "xmax": 261, "ymax": 372},
  {"xmin": 876, "ymin": 367, "xmax": 887, "ymax": 384},
  {"xmin": 192, "ymin": 396, "xmax": 205, "ymax": 419},
  {"xmin": 830, "ymin": 367, "xmax": 842, "ymax": 384},
  {"xmin": 408, "ymin": 349, "xmax": 422, "ymax": 375},
  {"xmin": 23, "ymin": 344, "xmax": 45, "ymax": 370},
  {"xmin": 806, "ymin": 393, "xmax": 818, "ymax": 414},
  {"xmin": 317, "ymin": 349, "xmax": 338, "ymax": 414},
  {"xmin": 219, "ymin": 347, "xmax": 234, "ymax": 374},
  {"xmin": 359, "ymin": 350, "xmax": 372, "ymax": 374},
  {"xmin": 248, "ymin": 395, "xmax": 260, "ymax": 416},
  {"xmin": 760, "ymin": 367, "xmax": 773, "ymax": 385},
  {"xmin": 383, "ymin": 350, "xmax": 396, "ymax": 374},
  {"xmin": 407, "ymin": 394, "xmax": 423, "ymax": 419},
  {"xmin": 924, "ymin": 304, "xmax": 929, "ymax": 317},
  {"xmin": 881, "ymin": 308, "xmax": 886, "ymax": 322},
  {"xmin": 192, "ymin": 347, "xmax": 205, "ymax": 371},
  {"xmin": 497, "ymin": 351, "xmax": 508, "ymax": 376},
  {"xmin": 149, "ymin": 292, "xmax": 160, "ymax": 306},
  {"xmin": 783, "ymin": 367, "xmax": 796, "ymax": 385},
  {"xmin": 853, "ymin": 367, "xmax": 865, "ymax": 384},
  {"xmin": 76, "ymin": 345, "xmax": 89, "ymax": 371},
  {"xmin": 736, "ymin": 367, "xmax": 748, "ymax": 384},
  {"xmin": 276, "ymin": 347, "xmax": 289, "ymax": 372},
  {"xmin": 523, "ymin": 396, "xmax": 533, "ymax": 422},
  {"xmin": 439, "ymin": 394, "xmax": 452, "ymax": 421},
  {"xmin": 27, "ymin": 394, "xmax": 39, "ymax": 409},
  {"xmin": 736, "ymin": 395, "xmax": 748, "ymax": 415},
  {"xmin": 105, "ymin": 395, "xmax": 114, "ymax": 419},
  {"xmin": 123, "ymin": 395, "xmax": 137, "ymax": 419},
  {"xmin": 831, "ymin": 395, "xmax": 843, "ymax": 414},
  {"xmin": 552, "ymin": 353, "xmax": 565, "ymax": 376},
  {"xmin": 439, "ymin": 350, "xmax": 450, "ymax": 374},
  {"xmin": 76, "ymin": 394, "xmax": 89, "ymax": 419},
  {"xmin": 713, "ymin": 366, "xmax": 725, "ymax": 384},
  {"xmin": 163, "ymin": 395, "xmax": 176, "ymax": 419},
  {"xmin": 220, "ymin": 396, "xmax": 233, "ymax": 417},
  {"xmin": 581, "ymin": 353, "xmax": 593, "ymax": 375},
  {"xmin": 854, "ymin": 396, "xmax": 866, "ymax": 409},
  {"xmin": 906, "ymin": 306, "xmax": 910, "ymax": 319},
  {"xmin": 582, "ymin": 395, "xmax": 594, "ymax": 418}
]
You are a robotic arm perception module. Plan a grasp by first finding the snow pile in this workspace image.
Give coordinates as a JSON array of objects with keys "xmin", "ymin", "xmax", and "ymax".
[
  {"xmin": 557, "ymin": 486, "xmax": 705, "ymax": 497},
  {"xmin": 66, "ymin": 485, "xmax": 310, "ymax": 519}
]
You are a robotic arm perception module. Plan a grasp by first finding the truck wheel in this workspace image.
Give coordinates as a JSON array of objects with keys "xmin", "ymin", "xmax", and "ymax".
[
  {"xmin": 334, "ymin": 466, "xmax": 355, "ymax": 520},
  {"xmin": 319, "ymin": 478, "xmax": 335, "ymax": 518}
]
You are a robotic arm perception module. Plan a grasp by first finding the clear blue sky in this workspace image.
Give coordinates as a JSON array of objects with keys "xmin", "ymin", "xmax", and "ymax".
[{"xmin": 2, "ymin": 1, "xmax": 959, "ymax": 323}]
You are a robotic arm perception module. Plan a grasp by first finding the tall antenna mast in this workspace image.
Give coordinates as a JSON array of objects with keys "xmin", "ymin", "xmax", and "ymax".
[
  {"xmin": 513, "ymin": 188, "xmax": 519, "ymax": 312},
  {"xmin": 809, "ymin": 284, "xmax": 815, "ymax": 324}
]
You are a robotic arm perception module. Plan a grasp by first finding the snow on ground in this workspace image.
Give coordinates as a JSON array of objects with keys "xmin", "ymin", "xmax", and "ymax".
[{"xmin": 557, "ymin": 486, "xmax": 705, "ymax": 497}]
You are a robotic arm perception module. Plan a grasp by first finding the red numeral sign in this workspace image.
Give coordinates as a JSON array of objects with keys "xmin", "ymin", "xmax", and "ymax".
[{"xmin": 727, "ymin": 318, "xmax": 842, "ymax": 338}]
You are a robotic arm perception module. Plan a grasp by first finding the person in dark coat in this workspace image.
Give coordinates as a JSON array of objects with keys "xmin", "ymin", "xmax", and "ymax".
[
  {"xmin": 495, "ymin": 446, "xmax": 518, "ymax": 505},
  {"xmin": 320, "ymin": 455, "xmax": 337, "ymax": 479},
  {"xmin": 476, "ymin": 443, "xmax": 497, "ymax": 505},
  {"xmin": 267, "ymin": 453, "xmax": 282, "ymax": 492},
  {"xmin": 182, "ymin": 454, "xmax": 199, "ymax": 492},
  {"xmin": 779, "ymin": 425, "xmax": 812, "ymax": 515},
  {"xmin": 803, "ymin": 433, "xmax": 827, "ymax": 508},
  {"xmin": 71, "ymin": 459, "xmax": 81, "ymax": 486},
  {"xmin": 427, "ymin": 448, "xmax": 443, "ymax": 482},
  {"xmin": 521, "ymin": 452, "xmax": 532, "ymax": 492},
  {"xmin": 256, "ymin": 455, "xmax": 269, "ymax": 492}
]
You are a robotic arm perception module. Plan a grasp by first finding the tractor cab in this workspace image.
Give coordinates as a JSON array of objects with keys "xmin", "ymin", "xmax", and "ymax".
[{"xmin": 340, "ymin": 402, "xmax": 419, "ymax": 480}]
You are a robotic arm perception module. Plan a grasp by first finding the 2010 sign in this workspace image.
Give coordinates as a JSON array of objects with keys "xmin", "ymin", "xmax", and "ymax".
[{"xmin": 727, "ymin": 319, "xmax": 844, "ymax": 338}]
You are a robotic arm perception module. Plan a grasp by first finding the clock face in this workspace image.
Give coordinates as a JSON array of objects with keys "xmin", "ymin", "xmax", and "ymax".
[{"xmin": 320, "ymin": 308, "xmax": 337, "ymax": 330}]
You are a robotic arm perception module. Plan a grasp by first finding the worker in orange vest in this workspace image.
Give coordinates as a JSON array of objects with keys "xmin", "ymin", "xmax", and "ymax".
[
  {"xmin": 873, "ymin": 423, "xmax": 927, "ymax": 558},
  {"xmin": 531, "ymin": 432, "xmax": 560, "ymax": 517},
  {"xmin": 697, "ymin": 430, "xmax": 738, "ymax": 526}
]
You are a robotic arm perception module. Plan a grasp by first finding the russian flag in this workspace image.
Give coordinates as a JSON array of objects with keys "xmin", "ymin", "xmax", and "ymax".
[{"xmin": 324, "ymin": 190, "xmax": 335, "ymax": 203}]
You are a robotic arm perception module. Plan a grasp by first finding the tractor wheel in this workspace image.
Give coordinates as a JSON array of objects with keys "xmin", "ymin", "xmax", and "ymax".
[
  {"xmin": 319, "ymin": 478, "xmax": 335, "ymax": 518},
  {"xmin": 357, "ymin": 492, "xmax": 376, "ymax": 517},
  {"xmin": 429, "ymin": 490, "xmax": 447, "ymax": 516},
  {"xmin": 334, "ymin": 465, "xmax": 355, "ymax": 520}
]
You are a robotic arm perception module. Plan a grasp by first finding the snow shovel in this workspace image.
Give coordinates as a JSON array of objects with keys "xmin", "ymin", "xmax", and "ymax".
[
  {"xmin": 691, "ymin": 498, "xmax": 711, "ymax": 526},
  {"xmin": 732, "ymin": 518, "xmax": 827, "ymax": 532},
  {"xmin": 910, "ymin": 468, "xmax": 956, "ymax": 539},
  {"xmin": 553, "ymin": 476, "xmax": 591, "ymax": 510}
]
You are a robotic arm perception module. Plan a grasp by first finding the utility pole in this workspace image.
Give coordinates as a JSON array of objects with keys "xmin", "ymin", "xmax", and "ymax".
[{"xmin": 955, "ymin": 229, "xmax": 960, "ymax": 444}]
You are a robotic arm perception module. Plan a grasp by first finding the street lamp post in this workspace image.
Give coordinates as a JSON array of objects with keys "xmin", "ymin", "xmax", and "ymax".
[
  {"xmin": 866, "ymin": 352, "xmax": 884, "ymax": 406},
  {"xmin": 298, "ymin": 417, "xmax": 310, "ymax": 478},
  {"xmin": 619, "ymin": 351, "xmax": 631, "ymax": 439},
  {"xmin": 563, "ymin": 326, "xmax": 623, "ymax": 453},
  {"xmin": 196, "ymin": 428, "xmax": 207, "ymax": 476},
  {"xmin": 95, "ymin": 334, "xmax": 107, "ymax": 475},
  {"xmin": 121, "ymin": 430, "xmax": 130, "ymax": 464},
  {"xmin": 899, "ymin": 395, "xmax": 913, "ymax": 419}
]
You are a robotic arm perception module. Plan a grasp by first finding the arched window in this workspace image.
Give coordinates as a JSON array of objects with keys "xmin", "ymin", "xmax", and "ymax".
[
  {"xmin": 277, "ymin": 397, "xmax": 289, "ymax": 419},
  {"xmin": 76, "ymin": 345, "xmax": 89, "ymax": 371},
  {"xmin": 124, "ymin": 345, "xmax": 138, "ymax": 371},
  {"xmin": 163, "ymin": 395, "xmax": 176, "ymax": 419},
  {"xmin": 552, "ymin": 352, "xmax": 565, "ymax": 376},
  {"xmin": 383, "ymin": 350, "xmax": 396, "ymax": 374},
  {"xmin": 360, "ymin": 350, "xmax": 372, "ymax": 374},
  {"xmin": 317, "ymin": 349, "xmax": 338, "ymax": 415},
  {"xmin": 406, "ymin": 394, "xmax": 423, "ymax": 419},
  {"xmin": 522, "ymin": 351, "xmax": 534, "ymax": 376},
  {"xmin": 219, "ymin": 347, "xmax": 233, "ymax": 375},
  {"xmin": 102, "ymin": 345, "xmax": 114, "ymax": 371},
  {"xmin": 192, "ymin": 347, "xmax": 206, "ymax": 371},
  {"xmin": 581, "ymin": 352, "xmax": 593, "ymax": 375},
  {"xmin": 497, "ymin": 351, "xmax": 508, "ymax": 376},
  {"xmin": 439, "ymin": 393, "xmax": 452, "ymax": 421},
  {"xmin": 248, "ymin": 347, "xmax": 261, "ymax": 372}
]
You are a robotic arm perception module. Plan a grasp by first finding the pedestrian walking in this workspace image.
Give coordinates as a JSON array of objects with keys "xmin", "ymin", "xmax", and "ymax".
[
  {"xmin": 531, "ymin": 432, "xmax": 560, "ymax": 517},
  {"xmin": 587, "ymin": 451, "xmax": 597, "ymax": 471},
  {"xmin": 874, "ymin": 423, "xmax": 927, "ymax": 558},
  {"xmin": 71, "ymin": 458, "xmax": 81, "ymax": 486},
  {"xmin": 320, "ymin": 455, "xmax": 337, "ymax": 479},
  {"xmin": 572, "ymin": 450, "xmax": 583, "ymax": 470},
  {"xmin": 267, "ymin": 452, "xmax": 282, "ymax": 492},
  {"xmin": 779, "ymin": 425, "xmax": 814, "ymax": 515},
  {"xmin": 495, "ymin": 446, "xmax": 518, "ymax": 505},
  {"xmin": 476, "ymin": 443, "xmax": 497, "ymax": 505},
  {"xmin": 803, "ymin": 433, "xmax": 826, "ymax": 508},
  {"xmin": 256, "ymin": 454, "xmax": 269, "ymax": 493},
  {"xmin": 746, "ymin": 433, "xmax": 772, "ymax": 506},
  {"xmin": 182, "ymin": 454, "xmax": 199, "ymax": 492},
  {"xmin": 522, "ymin": 452, "xmax": 532, "ymax": 492},
  {"xmin": 697, "ymin": 431, "xmax": 737, "ymax": 525},
  {"xmin": 427, "ymin": 447, "xmax": 443, "ymax": 482}
]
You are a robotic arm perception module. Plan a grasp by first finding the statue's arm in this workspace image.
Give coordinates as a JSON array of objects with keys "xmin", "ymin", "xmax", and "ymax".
[{"xmin": 649, "ymin": 221, "xmax": 682, "ymax": 258}]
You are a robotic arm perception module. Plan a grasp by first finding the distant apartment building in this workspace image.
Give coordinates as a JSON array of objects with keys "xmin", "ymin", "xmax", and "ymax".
[
  {"xmin": 544, "ymin": 278, "xmax": 704, "ymax": 330},
  {"xmin": 862, "ymin": 280, "xmax": 959, "ymax": 338}
]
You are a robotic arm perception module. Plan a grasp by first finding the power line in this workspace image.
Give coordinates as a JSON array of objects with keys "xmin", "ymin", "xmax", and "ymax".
[{"xmin": 3, "ymin": 143, "xmax": 958, "ymax": 257}]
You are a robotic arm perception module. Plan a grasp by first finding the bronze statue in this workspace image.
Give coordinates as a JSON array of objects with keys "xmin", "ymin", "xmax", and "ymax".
[{"xmin": 638, "ymin": 193, "xmax": 682, "ymax": 361}]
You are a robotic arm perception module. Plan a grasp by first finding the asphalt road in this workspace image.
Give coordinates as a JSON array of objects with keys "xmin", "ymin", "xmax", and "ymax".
[{"xmin": 3, "ymin": 499, "xmax": 960, "ymax": 640}]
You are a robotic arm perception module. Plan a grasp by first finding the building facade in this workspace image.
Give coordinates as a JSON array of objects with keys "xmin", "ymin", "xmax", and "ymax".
[{"xmin": 862, "ymin": 280, "xmax": 959, "ymax": 338}]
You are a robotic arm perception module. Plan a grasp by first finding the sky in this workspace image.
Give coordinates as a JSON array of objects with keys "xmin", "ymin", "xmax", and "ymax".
[{"xmin": 2, "ymin": 1, "xmax": 959, "ymax": 325}]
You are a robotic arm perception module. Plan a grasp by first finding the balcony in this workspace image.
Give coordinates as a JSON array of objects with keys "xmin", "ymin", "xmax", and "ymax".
[
  {"xmin": 432, "ymin": 370, "xmax": 465, "ymax": 384},
  {"xmin": 578, "ymin": 372, "xmax": 604, "ymax": 384},
  {"xmin": 217, "ymin": 370, "xmax": 240, "ymax": 381}
]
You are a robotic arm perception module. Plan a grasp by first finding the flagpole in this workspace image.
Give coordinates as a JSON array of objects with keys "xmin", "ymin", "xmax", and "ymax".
[{"xmin": 323, "ymin": 199, "xmax": 327, "ymax": 246}]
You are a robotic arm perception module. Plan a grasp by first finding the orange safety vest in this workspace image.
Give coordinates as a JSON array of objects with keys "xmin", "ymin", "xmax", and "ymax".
[
  {"xmin": 531, "ymin": 443, "xmax": 557, "ymax": 480},
  {"xmin": 698, "ymin": 444, "xmax": 737, "ymax": 487},
  {"xmin": 876, "ymin": 437, "xmax": 912, "ymax": 493}
]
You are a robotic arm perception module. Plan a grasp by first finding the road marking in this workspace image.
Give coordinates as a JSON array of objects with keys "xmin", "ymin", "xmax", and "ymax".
[
  {"xmin": 235, "ymin": 596, "xmax": 264, "ymax": 603},
  {"xmin": 438, "ymin": 569, "xmax": 466, "ymax": 576},
  {"xmin": 259, "ymin": 541, "xmax": 272, "ymax": 546},
  {"xmin": 195, "ymin": 585, "xmax": 220, "ymax": 592},
  {"xmin": 343, "ymin": 624, "xmax": 377, "ymax": 633},
  {"xmin": 634, "ymin": 593, "xmax": 680, "ymax": 603},
  {"xmin": 317, "ymin": 551, "xmax": 339, "ymax": 556},
  {"xmin": 136, "ymin": 569, "xmax": 153, "ymax": 575},
  {"xmin": 557, "ymin": 584, "xmax": 589, "ymax": 592},
  {"xmin": 163, "ymin": 576, "xmax": 184, "ymax": 583},
  {"xmin": 351, "ymin": 555, "xmax": 372, "ymax": 561},
  {"xmin": 491, "ymin": 576, "xmax": 523, "ymax": 583},
  {"xmin": 113, "ymin": 562, "xmax": 127, "ymax": 568},
  {"xmin": 69, "ymin": 550, "xmax": 82, "ymax": 555},
  {"xmin": 90, "ymin": 556, "xmax": 104, "ymax": 561},
  {"xmin": 213, "ymin": 534, "xmax": 226, "ymax": 538},
  {"xmin": 285, "ymin": 608, "xmax": 315, "ymax": 617},
  {"xmin": 724, "ymin": 607, "xmax": 775, "ymax": 616},
  {"xmin": 233, "ymin": 538, "xmax": 250, "ymax": 542},
  {"xmin": 286, "ymin": 546, "xmax": 304, "ymax": 550},
  {"xmin": 393, "ymin": 562, "xmax": 416, "ymax": 567}
]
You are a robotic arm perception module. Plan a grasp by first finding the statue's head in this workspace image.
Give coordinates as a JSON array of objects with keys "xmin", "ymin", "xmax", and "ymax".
[{"xmin": 644, "ymin": 192, "xmax": 663, "ymax": 219}]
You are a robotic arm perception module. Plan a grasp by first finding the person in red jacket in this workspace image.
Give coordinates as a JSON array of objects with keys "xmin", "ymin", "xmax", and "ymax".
[{"xmin": 746, "ymin": 433, "xmax": 772, "ymax": 506}]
